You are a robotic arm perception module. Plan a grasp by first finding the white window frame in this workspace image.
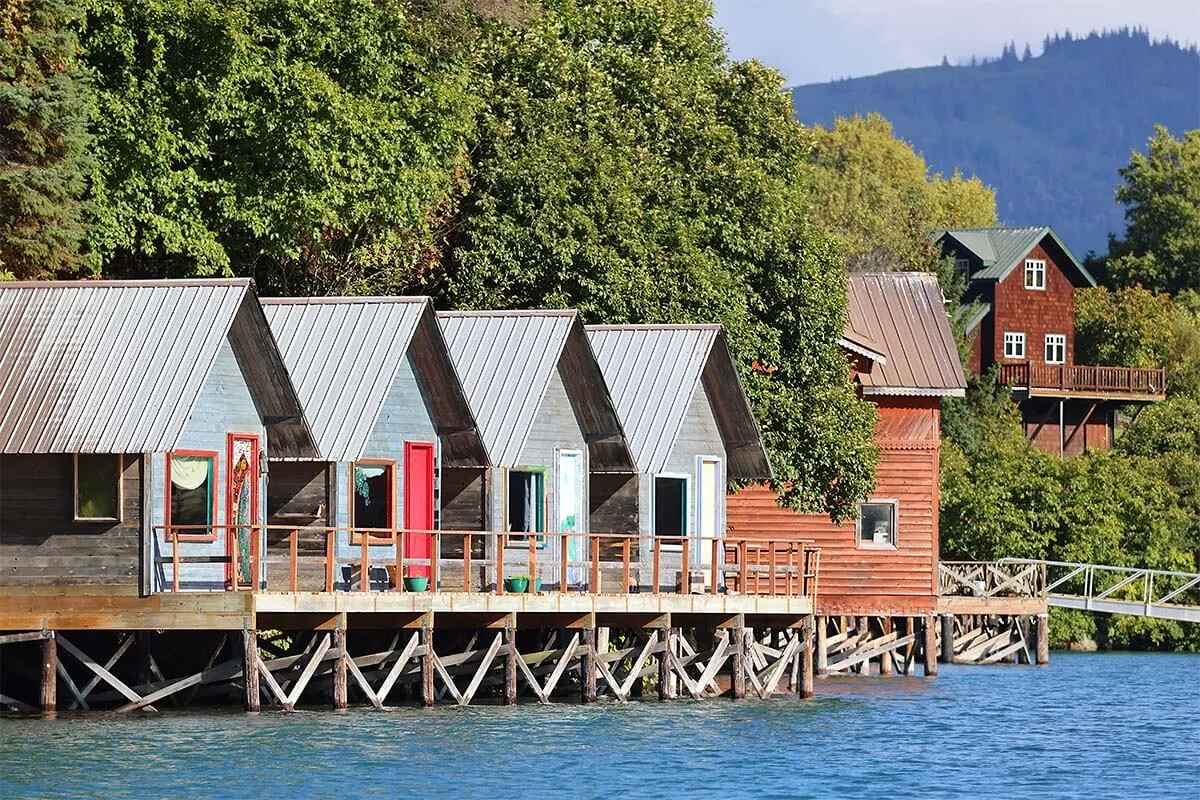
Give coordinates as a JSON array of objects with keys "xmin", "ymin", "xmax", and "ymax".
[
  {"xmin": 855, "ymin": 499, "xmax": 899, "ymax": 550},
  {"xmin": 1044, "ymin": 333, "xmax": 1066, "ymax": 365},
  {"xmin": 1003, "ymin": 331, "xmax": 1026, "ymax": 360},
  {"xmin": 74, "ymin": 453, "xmax": 123, "ymax": 522},
  {"xmin": 650, "ymin": 472, "xmax": 689, "ymax": 552},
  {"xmin": 1024, "ymin": 258, "xmax": 1046, "ymax": 290}
]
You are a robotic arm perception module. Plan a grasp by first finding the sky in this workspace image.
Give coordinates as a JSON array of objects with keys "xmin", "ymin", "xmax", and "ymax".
[{"xmin": 712, "ymin": 0, "xmax": 1200, "ymax": 86}]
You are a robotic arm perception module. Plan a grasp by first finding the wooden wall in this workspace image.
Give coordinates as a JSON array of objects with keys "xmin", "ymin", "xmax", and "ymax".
[
  {"xmin": 1021, "ymin": 398, "xmax": 1114, "ymax": 456},
  {"xmin": 591, "ymin": 472, "xmax": 639, "ymax": 560},
  {"xmin": 988, "ymin": 242, "xmax": 1077, "ymax": 370},
  {"xmin": 0, "ymin": 454, "xmax": 142, "ymax": 586},
  {"xmin": 726, "ymin": 397, "xmax": 940, "ymax": 615},
  {"xmin": 266, "ymin": 461, "xmax": 331, "ymax": 590},
  {"xmin": 440, "ymin": 467, "xmax": 487, "ymax": 558}
]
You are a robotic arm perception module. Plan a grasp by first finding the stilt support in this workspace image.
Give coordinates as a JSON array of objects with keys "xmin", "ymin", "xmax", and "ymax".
[
  {"xmin": 332, "ymin": 626, "xmax": 348, "ymax": 710},
  {"xmin": 730, "ymin": 626, "xmax": 745, "ymax": 700},
  {"xmin": 41, "ymin": 633, "xmax": 57, "ymax": 717},
  {"xmin": 879, "ymin": 618, "xmax": 894, "ymax": 676},
  {"xmin": 421, "ymin": 624, "xmax": 435, "ymax": 708},
  {"xmin": 504, "ymin": 624, "xmax": 518, "ymax": 705},
  {"xmin": 940, "ymin": 614, "xmax": 955, "ymax": 664},
  {"xmin": 1036, "ymin": 613, "xmax": 1050, "ymax": 665},
  {"xmin": 815, "ymin": 616, "xmax": 827, "ymax": 677},
  {"xmin": 243, "ymin": 630, "xmax": 260, "ymax": 713},
  {"xmin": 799, "ymin": 623, "xmax": 814, "ymax": 699},
  {"xmin": 581, "ymin": 627, "xmax": 597, "ymax": 704},
  {"xmin": 922, "ymin": 615, "xmax": 937, "ymax": 677}
]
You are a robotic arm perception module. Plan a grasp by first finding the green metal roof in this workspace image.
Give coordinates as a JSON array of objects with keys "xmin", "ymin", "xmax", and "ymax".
[
  {"xmin": 933, "ymin": 226, "xmax": 1097, "ymax": 287},
  {"xmin": 955, "ymin": 302, "xmax": 991, "ymax": 334}
]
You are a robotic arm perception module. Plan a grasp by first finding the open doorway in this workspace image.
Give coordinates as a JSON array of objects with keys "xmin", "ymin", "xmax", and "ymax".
[
  {"xmin": 653, "ymin": 475, "xmax": 687, "ymax": 550},
  {"xmin": 506, "ymin": 469, "xmax": 545, "ymax": 540}
]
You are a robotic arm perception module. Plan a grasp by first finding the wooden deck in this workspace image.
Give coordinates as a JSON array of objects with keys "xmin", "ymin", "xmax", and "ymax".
[{"xmin": 998, "ymin": 361, "xmax": 1166, "ymax": 401}]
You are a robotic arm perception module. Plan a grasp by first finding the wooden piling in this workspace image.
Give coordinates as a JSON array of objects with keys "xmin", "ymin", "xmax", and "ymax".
[
  {"xmin": 41, "ymin": 633, "xmax": 57, "ymax": 716},
  {"xmin": 903, "ymin": 617, "xmax": 917, "ymax": 675},
  {"xmin": 1017, "ymin": 617, "xmax": 1032, "ymax": 665},
  {"xmin": 730, "ymin": 626, "xmax": 746, "ymax": 700},
  {"xmin": 581, "ymin": 627, "xmax": 597, "ymax": 704},
  {"xmin": 922, "ymin": 615, "xmax": 937, "ymax": 677},
  {"xmin": 655, "ymin": 632, "xmax": 668, "ymax": 701},
  {"xmin": 332, "ymin": 627, "xmax": 348, "ymax": 710},
  {"xmin": 815, "ymin": 616, "xmax": 828, "ymax": 677},
  {"xmin": 504, "ymin": 625, "xmax": 518, "ymax": 705},
  {"xmin": 665, "ymin": 628, "xmax": 679, "ymax": 699},
  {"xmin": 243, "ymin": 630, "xmax": 261, "ymax": 713},
  {"xmin": 799, "ymin": 623, "xmax": 814, "ymax": 699},
  {"xmin": 421, "ymin": 625, "xmax": 435, "ymax": 708},
  {"xmin": 879, "ymin": 617, "xmax": 894, "ymax": 676},
  {"xmin": 1036, "ymin": 613, "xmax": 1050, "ymax": 665},
  {"xmin": 940, "ymin": 614, "xmax": 955, "ymax": 664}
]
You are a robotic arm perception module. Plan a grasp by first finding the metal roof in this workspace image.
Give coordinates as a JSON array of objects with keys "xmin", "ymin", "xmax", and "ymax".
[
  {"xmin": 587, "ymin": 325, "xmax": 772, "ymax": 480},
  {"xmin": 439, "ymin": 311, "xmax": 633, "ymax": 470},
  {"xmin": 262, "ymin": 297, "xmax": 480, "ymax": 465},
  {"xmin": 0, "ymin": 279, "xmax": 316, "ymax": 456},
  {"xmin": 933, "ymin": 226, "xmax": 1096, "ymax": 286},
  {"xmin": 847, "ymin": 273, "xmax": 967, "ymax": 397}
]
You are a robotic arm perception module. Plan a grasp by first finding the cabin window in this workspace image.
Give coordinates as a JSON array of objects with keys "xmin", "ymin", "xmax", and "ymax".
[
  {"xmin": 1045, "ymin": 334, "xmax": 1066, "ymax": 364},
  {"xmin": 653, "ymin": 476, "xmax": 688, "ymax": 549},
  {"xmin": 954, "ymin": 257, "xmax": 970, "ymax": 276},
  {"xmin": 857, "ymin": 500, "xmax": 898, "ymax": 548},
  {"xmin": 506, "ymin": 469, "xmax": 545, "ymax": 541},
  {"xmin": 1003, "ymin": 331, "xmax": 1025, "ymax": 359},
  {"xmin": 1024, "ymin": 259, "xmax": 1046, "ymax": 290},
  {"xmin": 74, "ymin": 454, "xmax": 121, "ymax": 521},
  {"xmin": 168, "ymin": 452, "xmax": 217, "ymax": 540},
  {"xmin": 352, "ymin": 461, "xmax": 395, "ymax": 537}
]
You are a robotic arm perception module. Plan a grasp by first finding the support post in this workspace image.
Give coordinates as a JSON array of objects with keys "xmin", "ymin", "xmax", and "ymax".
[
  {"xmin": 1036, "ymin": 613, "xmax": 1050, "ymax": 665},
  {"xmin": 655, "ymin": 630, "xmax": 669, "ymax": 701},
  {"xmin": 730, "ymin": 625, "xmax": 746, "ymax": 700},
  {"xmin": 136, "ymin": 631, "xmax": 153, "ymax": 689},
  {"xmin": 421, "ymin": 624, "xmax": 435, "ymax": 707},
  {"xmin": 1017, "ymin": 617, "xmax": 1032, "ymax": 665},
  {"xmin": 504, "ymin": 623, "xmax": 518, "ymax": 706},
  {"xmin": 922, "ymin": 615, "xmax": 938, "ymax": 677},
  {"xmin": 815, "ymin": 616, "xmax": 828, "ymax": 677},
  {"xmin": 580, "ymin": 627, "xmax": 597, "ymax": 704},
  {"xmin": 665, "ymin": 628, "xmax": 680, "ymax": 699},
  {"xmin": 243, "ymin": 630, "xmax": 260, "ymax": 713},
  {"xmin": 879, "ymin": 617, "xmax": 894, "ymax": 676},
  {"xmin": 798, "ymin": 623, "xmax": 814, "ymax": 699},
  {"xmin": 41, "ymin": 633, "xmax": 57, "ymax": 716},
  {"xmin": 940, "ymin": 614, "xmax": 955, "ymax": 664},
  {"xmin": 332, "ymin": 625, "xmax": 348, "ymax": 710}
]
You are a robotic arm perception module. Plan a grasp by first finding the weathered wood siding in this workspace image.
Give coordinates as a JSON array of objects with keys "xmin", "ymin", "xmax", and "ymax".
[
  {"xmin": 591, "ymin": 473, "xmax": 639, "ymax": 561},
  {"xmin": 440, "ymin": 466, "xmax": 487, "ymax": 558},
  {"xmin": 1021, "ymin": 398, "xmax": 1114, "ymax": 456},
  {"xmin": 727, "ymin": 397, "xmax": 940, "ymax": 615},
  {"xmin": 265, "ymin": 461, "xmax": 331, "ymax": 590},
  {"xmin": 0, "ymin": 454, "xmax": 143, "ymax": 586},
  {"xmin": 988, "ymin": 243, "xmax": 1077, "ymax": 371}
]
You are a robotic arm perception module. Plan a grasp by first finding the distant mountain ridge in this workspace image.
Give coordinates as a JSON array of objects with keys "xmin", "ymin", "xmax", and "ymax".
[{"xmin": 790, "ymin": 29, "xmax": 1200, "ymax": 256}]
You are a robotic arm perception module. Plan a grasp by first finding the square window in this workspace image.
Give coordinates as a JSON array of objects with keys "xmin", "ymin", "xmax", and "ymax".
[
  {"xmin": 1003, "ymin": 331, "xmax": 1026, "ymax": 359},
  {"xmin": 352, "ymin": 461, "xmax": 395, "ymax": 538},
  {"xmin": 857, "ymin": 501, "xmax": 897, "ymax": 548},
  {"xmin": 168, "ymin": 452, "xmax": 216, "ymax": 539},
  {"xmin": 506, "ymin": 469, "xmax": 545, "ymax": 542},
  {"xmin": 1024, "ymin": 259, "xmax": 1046, "ymax": 290},
  {"xmin": 954, "ymin": 257, "xmax": 970, "ymax": 275},
  {"xmin": 1045, "ymin": 334, "xmax": 1066, "ymax": 364},
  {"xmin": 75, "ymin": 454, "xmax": 121, "ymax": 521}
]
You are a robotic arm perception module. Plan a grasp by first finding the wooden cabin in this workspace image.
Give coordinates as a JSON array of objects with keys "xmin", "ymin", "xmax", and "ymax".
[
  {"xmin": 934, "ymin": 226, "xmax": 1166, "ymax": 455},
  {"xmin": 586, "ymin": 325, "xmax": 772, "ymax": 589},
  {"xmin": 727, "ymin": 272, "xmax": 966, "ymax": 616},
  {"xmin": 0, "ymin": 279, "xmax": 315, "ymax": 594},
  {"xmin": 438, "ymin": 311, "xmax": 634, "ymax": 589},
  {"xmin": 261, "ymin": 297, "xmax": 488, "ymax": 590}
]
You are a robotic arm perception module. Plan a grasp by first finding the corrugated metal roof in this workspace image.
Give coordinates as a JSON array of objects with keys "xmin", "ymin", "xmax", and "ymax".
[
  {"xmin": 847, "ymin": 273, "xmax": 966, "ymax": 397},
  {"xmin": 0, "ymin": 279, "xmax": 315, "ymax": 455},
  {"xmin": 934, "ymin": 226, "xmax": 1096, "ymax": 286},
  {"xmin": 262, "ymin": 297, "xmax": 427, "ymax": 461},
  {"xmin": 438, "ymin": 311, "xmax": 576, "ymax": 466},
  {"xmin": 587, "ymin": 326, "xmax": 718, "ymax": 474}
]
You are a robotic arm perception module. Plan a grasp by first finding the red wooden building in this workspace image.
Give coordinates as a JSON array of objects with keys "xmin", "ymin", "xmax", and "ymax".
[
  {"xmin": 728, "ymin": 272, "xmax": 966, "ymax": 618},
  {"xmin": 934, "ymin": 226, "xmax": 1166, "ymax": 456}
]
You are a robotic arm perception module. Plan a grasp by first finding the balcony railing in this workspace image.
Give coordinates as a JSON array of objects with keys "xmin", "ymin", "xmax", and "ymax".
[
  {"xmin": 997, "ymin": 361, "xmax": 1166, "ymax": 398},
  {"xmin": 153, "ymin": 525, "xmax": 819, "ymax": 602}
]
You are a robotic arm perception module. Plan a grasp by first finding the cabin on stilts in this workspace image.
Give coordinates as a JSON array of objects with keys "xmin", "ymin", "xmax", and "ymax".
[
  {"xmin": 585, "ymin": 324, "xmax": 777, "ymax": 592},
  {"xmin": 728, "ymin": 272, "xmax": 967, "ymax": 676},
  {"xmin": 261, "ymin": 296, "xmax": 488, "ymax": 592}
]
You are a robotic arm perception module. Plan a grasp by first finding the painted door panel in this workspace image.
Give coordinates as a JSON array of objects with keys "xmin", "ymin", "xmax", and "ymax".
[
  {"xmin": 558, "ymin": 450, "xmax": 585, "ymax": 586},
  {"xmin": 404, "ymin": 442, "xmax": 435, "ymax": 580},
  {"xmin": 227, "ymin": 434, "xmax": 260, "ymax": 589},
  {"xmin": 696, "ymin": 457, "xmax": 720, "ymax": 567}
]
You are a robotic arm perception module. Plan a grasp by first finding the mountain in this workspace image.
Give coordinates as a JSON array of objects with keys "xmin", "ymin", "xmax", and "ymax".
[{"xmin": 790, "ymin": 29, "xmax": 1200, "ymax": 257}]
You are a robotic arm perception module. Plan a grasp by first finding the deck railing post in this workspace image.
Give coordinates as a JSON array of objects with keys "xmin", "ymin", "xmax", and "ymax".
[
  {"xmin": 680, "ymin": 537, "xmax": 690, "ymax": 594},
  {"xmin": 711, "ymin": 538, "xmax": 721, "ymax": 594},
  {"xmin": 497, "ymin": 534, "xmax": 505, "ymax": 594},
  {"xmin": 172, "ymin": 529, "xmax": 181, "ymax": 593},
  {"xmin": 289, "ymin": 529, "xmax": 299, "ymax": 592},
  {"xmin": 463, "ymin": 533, "xmax": 472, "ymax": 593},
  {"xmin": 396, "ymin": 530, "xmax": 405, "ymax": 593},
  {"xmin": 622, "ymin": 537, "xmax": 631, "ymax": 594},
  {"xmin": 251, "ymin": 525, "xmax": 261, "ymax": 592},
  {"xmin": 652, "ymin": 538, "xmax": 662, "ymax": 594},
  {"xmin": 431, "ymin": 532, "xmax": 441, "ymax": 591},
  {"xmin": 739, "ymin": 540, "xmax": 748, "ymax": 594},
  {"xmin": 529, "ymin": 537, "xmax": 537, "ymax": 592},
  {"xmin": 360, "ymin": 534, "xmax": 370, "ymax": 592},
  {"xmin": 590, "ymin": 536, "xmax": 601, "ymax": 593},
  {"xmin": 325, "ymin": 530, "xmax": 335, "ymax": 592},
  {"xmin": 229, "ymin": 526, "xmax": 239, "ymax": 592}
]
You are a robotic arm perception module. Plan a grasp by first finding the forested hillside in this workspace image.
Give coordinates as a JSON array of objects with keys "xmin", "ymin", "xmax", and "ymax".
[{"xmin": 790, "ymin": 30, "xmax": 1200, "ymax": 256}]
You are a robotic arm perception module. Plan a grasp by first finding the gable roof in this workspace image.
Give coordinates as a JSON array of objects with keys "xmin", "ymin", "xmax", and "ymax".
[
  {"xmin": 587, "ymin": 325, "xmax": 772, "ymax": 480},
  {"xmin": 933, "ymin": 226, "xmax": 1097, "ymax": 287},
  {"xmin": 846, "ymin": 272, "xmax": 966, "ymax": 397},
  {"xmin": 439, "ymin": 311, "xmax": 634, "ymax": 471},
  {"xmin": 0, "ymin": 279, "xmax": 316, "ymax": 456},
  {"xmin": 262, "ymin": 297, "xmax": 486, "ymax": 466}
]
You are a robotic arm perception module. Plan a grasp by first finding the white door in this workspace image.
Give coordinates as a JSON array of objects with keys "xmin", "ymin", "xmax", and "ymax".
[
  {"xmin": 558, "ymin": 450, "xmax": 585, "ymax": 586},
  {"xmin": 696, "ymin": 457, "xmax": 721, "ymax": 570}
]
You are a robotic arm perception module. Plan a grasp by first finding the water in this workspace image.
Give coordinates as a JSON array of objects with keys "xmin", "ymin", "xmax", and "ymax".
[{"xmin": 2, "ymin": 652, "xmax": 1198, "ymax": 799}]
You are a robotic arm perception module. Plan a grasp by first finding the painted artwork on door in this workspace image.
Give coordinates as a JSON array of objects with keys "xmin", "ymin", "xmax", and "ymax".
[
  {"xmin": 559, "ymin": 450, "xmax": 584, "ymax": 586},
  {"xmin": 227, "ymin": 434, "xmax": 260, "ymax": 589}
]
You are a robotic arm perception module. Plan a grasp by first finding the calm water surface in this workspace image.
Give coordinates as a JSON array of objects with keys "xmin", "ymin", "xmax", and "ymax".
[{"xmin": 2, "ymin": 652, "xmax": 1198, "ymax": 799}]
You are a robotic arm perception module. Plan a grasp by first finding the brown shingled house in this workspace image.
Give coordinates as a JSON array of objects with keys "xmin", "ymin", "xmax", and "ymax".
[{"xmin": 727, "ymin": 272, "xmax": 965, "ymax": 618}]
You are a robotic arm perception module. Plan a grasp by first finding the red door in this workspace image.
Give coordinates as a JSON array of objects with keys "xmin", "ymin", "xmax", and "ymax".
[{"xmin": 404, "ymin": 442, "xmax": 435, "ymax": 580}]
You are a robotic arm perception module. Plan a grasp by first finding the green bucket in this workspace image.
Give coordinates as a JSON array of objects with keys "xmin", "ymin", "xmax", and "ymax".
[{"xmin": 404, "ymin": 576, "xmax": 429, "ymax": 593}]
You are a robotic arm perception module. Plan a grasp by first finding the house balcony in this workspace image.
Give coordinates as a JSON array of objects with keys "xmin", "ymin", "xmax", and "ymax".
[{"xmin": 998, "ymin": 361, "xmax": 1166, "ymax": 402}]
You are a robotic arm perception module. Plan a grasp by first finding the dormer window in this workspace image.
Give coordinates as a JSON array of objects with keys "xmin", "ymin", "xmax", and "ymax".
[{"xmin": 1024, "ymin": 259, "xmax": 1046, "ymax": 290}]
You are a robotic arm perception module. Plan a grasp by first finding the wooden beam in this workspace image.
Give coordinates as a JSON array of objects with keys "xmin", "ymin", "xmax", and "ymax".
[
  {"xmin": 0, "ymin": 631, "xmax": 51, "ymax": 646},
  {"xmin": 56, "ymin": 634, "xmax": 150, "ymax": 709},
  {"xmin": 460, "ymin": 633, "xmax": 503, "ymax": 706},
  {"xmin": 255, "ymin": 653, "xmax": 293, "ymax": 711},
  {"xmin": 377, "ymin": 632, "xmax": 421, "ymax": 704},
  {"xmin": 287, "ymin": 633, "xmax": 331, "ymax": 708}
]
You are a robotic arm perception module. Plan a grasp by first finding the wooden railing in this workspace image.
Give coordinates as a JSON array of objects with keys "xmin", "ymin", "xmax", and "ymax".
[
  {"xmin": 997, "ymin": 361, "xmax": 1166, "ymax": 396},
  {"xmin": 154, "ymin": 525, "xmax": 818, "ymax": 600},
  {"xmin": 938, "ymin": 561, "xmax": 1046, "ymax": 599}
]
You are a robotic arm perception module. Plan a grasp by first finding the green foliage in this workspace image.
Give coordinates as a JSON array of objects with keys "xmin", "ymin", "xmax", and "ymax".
[
  {"xmin": 1075, "ymin": 285, "xmax": 1174, "ymax": 368},
  {"xmin": 791, "ymin": 30, "xmax": 1200, "ymax": 255},
  {"xmin": 1107, "ymin": 127, "xmax": 1200, "ymax": 294},
  {"xmin": 80, "ymin": 0, "xmax": 478, "ymax": 292},
  {"xmin": 1048, "ymin": 607, "xmax": 1096, "ymax": 649},
  {"xmin": 0, "ymin": 0, "xmax": 92, "ymax": 278},
  {"xmin": 444, "ymin": 0, "xmax": 877, "ymax": 518}
]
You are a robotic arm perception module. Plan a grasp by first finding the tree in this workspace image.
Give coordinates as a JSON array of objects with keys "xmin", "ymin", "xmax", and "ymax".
[
  {"xmin": 1074, "ymin": 285, "xmax": 1174, "ymax": 368},
  {"xmin": 0, "ymin": 0, "xmax": 92, "ymax": 279},
  {"xmin": 1107, "ymin": 126, "xmax": 1200, "ymax": 294},
  {"xmin": 79, "ymin": 0, "xmax": 479, "ymax": 293},
  {"xmin": 443, "ymin": 0, "xmax": 878, "ymax": 519}
]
